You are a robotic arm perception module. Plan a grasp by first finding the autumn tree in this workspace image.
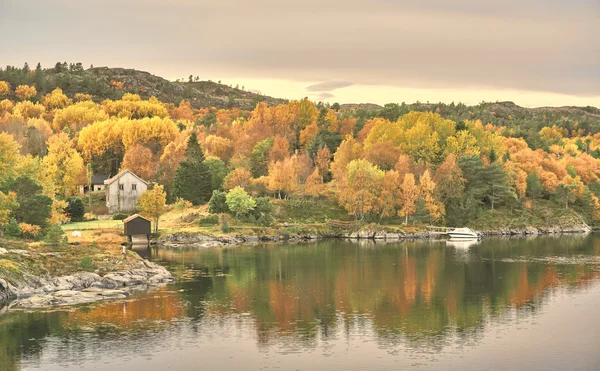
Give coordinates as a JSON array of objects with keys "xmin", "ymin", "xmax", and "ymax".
[
  {"xmin": 42, "ymin": 88, "xmax": 72, "ymax": 110},
  {"xmin": 0, "ymin": 191, "xmax": 18, "ymax": 228},
  {"xmin": 379, "ymin": 170, "xmax": 401, "ymax": 218},
  {"xmin": 419, "ymin": 170, "xmax": 444, "ymax": 222},
  {"xmin": 305, "ymin": 168, "xmax": 325, "ymax": 197},
  {"xmin": 0, "ymin": 81, "xmax": 10, "ymax": 97},
  {"xmin": 315, "ymin": 146, "xmax": 331, "ymax": 181},
  {"xmin": 338, "ymin": 159, "xmax": 384, "ymax": 221},
  {"xmin": 433, "ymin": 154, "xmax": 463, "ymax": 202},
  {"xmin": 331, "ymin": 136, "xmax": 362, "ymax": 186},
  {"xmin": 138, "ymin": 185, "xmax": 166, "ymax": 232},
  {"xmin": 0, "ymin": 133, "xmax": 21, "ymax": 181},
  {"xmin": 121, "ymin": 144, "xmax": 157, "ymax": 180},
  {"xmin": 15, "ymin": 85, "xmax": 37, "ymax": 100},
  {"xmin": 40, "ymin": 133, "xmax": 87, "ymax": 197},
  {"xmin": 173, "ymin": 133, "xmax": 213, "ymax": 205},
  {"xmin": 399, "ymin": 173, "xmax": 419, "ymax": 224},
  {"xmin": 267, "ymin": 156, "xmax": 298, "ymax": 198},
  {"xmin": 223, "ymin": 168, "xmax": 253, "ymax": 190},
  {"xmin": 269, "ymin": 135, "xmax": 290, "ymax": 163}
]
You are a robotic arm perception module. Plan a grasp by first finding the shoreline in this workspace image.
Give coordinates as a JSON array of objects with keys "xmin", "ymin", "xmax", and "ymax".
[
  {"xmin": 155, "ymin": 223, "xmax": 593, "ymax": 248},
  {"xmin": 0, "ymin": 255, "xmax": 175, "ymax": 310},
  {"xmin": 1, "ymin": 222, "xmax": 591, "ymax": 311}
]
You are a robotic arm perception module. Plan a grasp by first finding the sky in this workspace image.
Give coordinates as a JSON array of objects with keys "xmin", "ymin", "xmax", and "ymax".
[{"xmin": 1, "ymin": 0, "xmax": 599, "ymax": 107}]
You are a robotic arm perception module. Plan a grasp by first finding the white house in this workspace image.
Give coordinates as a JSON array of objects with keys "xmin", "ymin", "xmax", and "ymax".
[
  {"xmin": 79, "ymin": 174, "xmax": 111, "ymax": 194},
  {"xmin": 104, "ymin": 170, "xmax": 149, "ymax": 213}
]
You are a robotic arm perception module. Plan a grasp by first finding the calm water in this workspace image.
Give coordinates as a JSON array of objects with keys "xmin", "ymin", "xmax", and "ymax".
[{"xmin": 2, "ymin": 236, "xmax": 600, "ymax": 371}]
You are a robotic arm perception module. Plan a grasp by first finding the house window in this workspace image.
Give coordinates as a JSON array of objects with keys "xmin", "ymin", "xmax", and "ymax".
[
  {"xmin": 119, "ymin": 184, "xmax": 124, "ymax": 191},
  {"xmin": 132, "ymin": 184, "xmax": 137, "ymax": 191}
]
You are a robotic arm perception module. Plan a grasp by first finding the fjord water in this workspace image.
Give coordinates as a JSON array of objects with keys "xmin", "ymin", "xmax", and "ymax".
[{"xmin": 2, "ymin": 236, "xmax": 600, "ymax": 371}]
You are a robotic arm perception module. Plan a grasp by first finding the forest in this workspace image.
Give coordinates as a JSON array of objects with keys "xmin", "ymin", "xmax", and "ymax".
[{"xmin": 2, "ymin": 62, "xmax": 600, "ymax": 240}]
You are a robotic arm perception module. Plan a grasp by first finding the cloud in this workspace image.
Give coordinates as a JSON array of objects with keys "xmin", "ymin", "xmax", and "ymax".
[
  {"xmin": 306, "ymin": 81, "xmax": 354, "ymax": 92},
  {"xmin": 1, "ymin": 0, "xmax": 598, "ymax": 101},
  {"xmin": 312, "ymin": 92, "xmax": 336, "ymax": 101}
]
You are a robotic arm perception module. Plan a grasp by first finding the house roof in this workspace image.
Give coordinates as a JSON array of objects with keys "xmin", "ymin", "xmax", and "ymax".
[
  {"xmin": 91, "ymin": 174, "xmax": 111, "ymax": 185},
  {"xmin": 104, "ymin": 169, "xmax": 149, "ymax": 186},
  {"xmin": 123, "ymin": 214, "xmax": 152, "ymax": 224}
]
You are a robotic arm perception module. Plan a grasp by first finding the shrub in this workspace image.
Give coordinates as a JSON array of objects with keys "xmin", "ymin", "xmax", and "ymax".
[
  {"xmin": 4, "ymin": 218, "xmax": 21, "ymax": 238},
  {"xmin": 182, "ymin": 212, "xmax": 201, "ymax": 223},
  {"xmin": 65, "ymin": 197, "xmax": 85, "ymax": 222},
  {"xmin": 44, "ymin": 224, "xmax": 66, "ymax": 245},
  {"xmin": 18, "ymin": 223, "xmax": 41, "ymax": 240},
  {"xmin": 199, "ymin": 214, "xmax": 219, "ymax": 225},
  {"xmin": 226, "ymin": 187, "xmax": 256, "ymax": 216},
  {"xmin": 174, "ymin": 197, "xmax": 192, "ymax": 213},
  {"xmin": 253, "ymin": 197, "xmax": 272, "ymax": 217},
  {"xmin": 84, "ymin": 212, "xmax": 97, "ymax": 221},
  {"xmin": 221, "ymin": 216, "xmax": 230, "ymax": 233},
  {"xmin": 208, "ymin": 190, "xmax": 228, "ymax": 214},
  {"xmin": 256, "ymin": 213, "xmax": 275, "ymax": 227},
  {"xmin": 112, "ymin": 213, "xmax": 128, "ymax": 220},
  {"xmin": 79, "ymin": 256, "xmax": 95, "ymax": 271}
]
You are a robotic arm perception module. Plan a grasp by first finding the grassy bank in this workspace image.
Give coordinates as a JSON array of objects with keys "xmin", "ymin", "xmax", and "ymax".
[{"xmin": 0, "ymin": 238, "xmax": 143, "ymax": 291}]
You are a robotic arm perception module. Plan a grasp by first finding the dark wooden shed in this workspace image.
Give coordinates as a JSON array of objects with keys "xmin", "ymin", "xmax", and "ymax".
[{"xmin": 123, "ymin": 214, "xmax": 151, "ymax": 243}]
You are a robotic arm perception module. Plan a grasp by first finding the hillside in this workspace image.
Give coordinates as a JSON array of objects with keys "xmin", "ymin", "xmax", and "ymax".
[
  {"xmin": 343, "ymin": 101, "xmax": 600, "ymax": 135},
  {"xmin": 0, "ymin": 63, "xmax": 286, "ymax": 110},
  {"xmin": 1, "ymin": 62, "xmax": 599, "ymax": 134}
]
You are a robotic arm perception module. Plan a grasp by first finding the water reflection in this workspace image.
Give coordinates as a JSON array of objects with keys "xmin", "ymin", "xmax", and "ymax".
[{"xmin": 1, "ymin": 235, "xmax": 600, "ymax": 370}]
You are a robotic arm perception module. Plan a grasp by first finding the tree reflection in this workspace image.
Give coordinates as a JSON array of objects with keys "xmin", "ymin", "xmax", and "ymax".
[{"xmin": 1, "ymin": 235, "xmax": 599, "ymax": 369}]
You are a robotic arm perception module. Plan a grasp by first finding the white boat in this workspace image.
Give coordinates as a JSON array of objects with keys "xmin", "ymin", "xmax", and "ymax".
[{"xmin": 447, "ymin": 228, "xmax": 482, "ymax": 240}]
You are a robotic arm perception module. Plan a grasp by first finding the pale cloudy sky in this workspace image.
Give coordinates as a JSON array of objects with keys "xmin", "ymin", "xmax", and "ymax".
[{"xmin": 1, "ymin": 0, "xmax": 599, "ymax": 107}]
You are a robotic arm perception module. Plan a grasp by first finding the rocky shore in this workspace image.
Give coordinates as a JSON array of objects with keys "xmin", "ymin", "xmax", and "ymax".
[
  {"xmin": 0, "ymin": 260, "xmax": 175, "ymax": 309},
  {"xmin": 156, "ymin": 222, "xmax": 593, "ymax": 249}
]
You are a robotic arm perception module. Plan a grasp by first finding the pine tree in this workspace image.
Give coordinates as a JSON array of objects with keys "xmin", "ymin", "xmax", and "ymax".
[
  {"xmin": 173, "ymin": 133, "xmax": 213, "ymax": 205},
  {"xmin": 526, "ymin": 172, "xmax": 543, "ymax": 200},
  {"xmin": 482, "ymin": 163, "xmax": 516, "ymax": 210}
]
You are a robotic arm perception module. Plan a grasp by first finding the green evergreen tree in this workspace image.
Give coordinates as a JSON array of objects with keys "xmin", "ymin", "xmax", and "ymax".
[
  {"xmin": 34, "ymin": 63, "xmax": 46, "ymax": 92},
  {"xmin": 3, "ymin": 176, "xmax": 52, "ymax": 228},
  {"xmin": 173, "ymin": 133, "xmax": 213, "ymax": 205},
  {"xmin": 526, "ymin": 172, "xmax": 543, "ymax": 200},
  {"xmin": 250, "ymin": 137, "xmax": 274, "ymax": 177},
  {"xmin": 208, "ymin": 190, "xmax": 229, "ymax": 214},
  {"xmin": 4, "ymin": 218, "xmax": 21, "ymax": 238},
  {"xmin": 482, "ymin": 163, "xmax": 516, "ymax": 210},
  {"xmin": 65, "ymin": 197, "xmax": 85, "ymax": 222},
  {"xmin": 203, "ymin": 157, "xmax": 227, "ymax": 189}
]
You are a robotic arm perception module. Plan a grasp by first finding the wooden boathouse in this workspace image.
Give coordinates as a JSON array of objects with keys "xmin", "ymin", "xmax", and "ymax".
[{"xmin": 123, "ymin": 214, "xmax": 151, "ymax": 244}]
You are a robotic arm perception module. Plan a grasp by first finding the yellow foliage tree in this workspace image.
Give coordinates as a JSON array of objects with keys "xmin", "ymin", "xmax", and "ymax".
[
  {"xmin": 13, "ymin": 101, "xmax": 46, "ymax": 119},
  {"xmin": 338, "ymin": 159, "xmax": 384, "ymax": 221},
  {"xmin": 15, "ymin": 85, "xmax": 37, "ymax": 100},
  {"xmin": 138, "ymin": 185, "xmax": 166, "ymax": 233},
  {"xmin": 305, "ymin": 168, "xmax": 325, "ymax": 197},
  {"xmin": 419, "ymin": 170, "xmax": 444, "ymax": 222},
  {"xmin": 42, "ymin": 88, "xmax": 72, "ymax": 110},
  {"xmin": 52, "ymin": 101, "xmax": 109, "ymax": 131},
  {"xmin": 0, "ymin": 133, "xmax": 21, "ymax": 181},
  {"xmin": 331, "ymin": 136, "xmax": 362, "ymax": 186},
  {"xmin": 121, "ymin": 144, "xmax": 157, "ymax": 180},
  {"xmin": 399, "ymin": 173, "xmax": 419, "ymax": 224},
  {"xmin": 40, "ymin": 133, "xmax": 87, "ymax": 197},
  {"xmin": 267, "ymin": 156, "xmax": 298, "ymax": 198},
  {"xmin": 0, "ymin": 81, "xmax": 11, "ymax": 97},
  {"xmin": 0, "ymin": 191, "xmax": 18, "ymax": 227}
]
